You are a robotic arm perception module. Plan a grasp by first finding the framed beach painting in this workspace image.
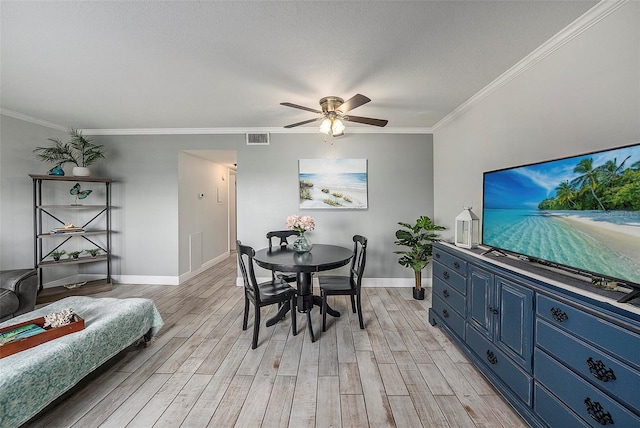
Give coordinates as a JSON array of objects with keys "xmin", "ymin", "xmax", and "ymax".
[{"xmin": 298, "ymin": 159, "xmax": 368, "ymax": 209}]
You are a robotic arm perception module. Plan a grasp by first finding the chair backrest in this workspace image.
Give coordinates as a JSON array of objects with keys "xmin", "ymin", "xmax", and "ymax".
[
  {"xmin": 267, "ymin": 230, "xmax": 300, "ymax": 250},
  {"xmin": 350, "ymin": 235, "xmax": 368, "ymax": 289},
  {"xmin": 236, "ymin": 240, "xmax": 261, "ymax": 302}
]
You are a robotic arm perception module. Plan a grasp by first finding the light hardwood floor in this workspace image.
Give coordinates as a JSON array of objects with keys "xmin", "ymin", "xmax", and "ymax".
[{"xmin": 25, "ymin": 255, "xmax": 528, "ymax": 427}]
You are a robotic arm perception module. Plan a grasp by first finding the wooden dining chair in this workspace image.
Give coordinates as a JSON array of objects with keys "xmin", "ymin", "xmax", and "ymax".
[
  {"xmin": 237, "ymin": 240, "xmax": 297, "ymax": 349},
  {"xmin": 318, "ymin": 235, "xmax": 367, "ymax": 332},
  {"xmin": 266, "ymin": 230, "xmax": 300, "ymax": 284}
]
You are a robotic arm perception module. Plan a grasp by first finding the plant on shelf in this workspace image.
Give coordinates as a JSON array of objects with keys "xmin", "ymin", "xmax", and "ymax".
[
  {"xmin": 394, "ymin": 215, "xmax": 445, "ymax": 300},
  {"xmin": 33, "ymin": 128, "xmax": 105, "ymax": 177},
  {"xmin": 85, "ymin": 248, "xmax": 101, "ymax": 257},
  {"xmin": 50, "ymin": 250, "xmax": 66, "ymax": 262},
  {"xmin": 67, "ymin": 250, "xmax": 82, "ymax": 260}
]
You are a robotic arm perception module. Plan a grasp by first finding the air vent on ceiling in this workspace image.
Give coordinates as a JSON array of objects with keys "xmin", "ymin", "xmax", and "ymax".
[{"xmin": 246, "ymin": 133, "xmax": 270, "ymax": 145}]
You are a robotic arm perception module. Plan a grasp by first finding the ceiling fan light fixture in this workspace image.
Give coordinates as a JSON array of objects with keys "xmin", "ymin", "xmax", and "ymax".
[
  {"xmin": 319, "ymin": 118, "xmax": 332, "ymax": 134},
  {"xmin": 332, "ymin": 119, "xmax": 345, "ymax": 136},
  {"xmin": 282, "ymin": 94, "xmax": 387, "ymax": 135}
]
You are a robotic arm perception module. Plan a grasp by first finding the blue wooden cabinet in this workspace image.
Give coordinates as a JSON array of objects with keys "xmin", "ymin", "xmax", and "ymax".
[{"xmin": 429, "ymin": 242, "xmax": 640, "ymax": 428}]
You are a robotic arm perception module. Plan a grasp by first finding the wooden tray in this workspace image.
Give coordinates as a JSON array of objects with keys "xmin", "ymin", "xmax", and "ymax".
[{"xmin": 0, "ymin": 315, "xmax": 84, "ymax": 359}]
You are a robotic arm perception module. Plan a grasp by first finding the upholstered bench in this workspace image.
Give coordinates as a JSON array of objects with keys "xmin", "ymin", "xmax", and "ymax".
[{"xmin": 0, "ymin": 296, "xmax": 163, "ymax": 428}]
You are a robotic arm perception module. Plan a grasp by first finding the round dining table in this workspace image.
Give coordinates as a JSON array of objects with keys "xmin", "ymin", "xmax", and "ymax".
[{"xmin": 253, "ymin": 244, "xmax": 353, "ymax": 342}]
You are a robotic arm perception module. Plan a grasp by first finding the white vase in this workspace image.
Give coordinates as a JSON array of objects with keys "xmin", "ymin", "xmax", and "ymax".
[{"xmin": 72, "ymin": 167, "xmax": 91, "ymax": 177}]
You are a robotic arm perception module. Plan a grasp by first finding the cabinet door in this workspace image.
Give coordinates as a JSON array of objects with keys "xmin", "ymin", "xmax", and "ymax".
[
  {"xmin": 495, "ymin": 277, "xmax": 534, "ymax": 371},
  {"xmin": 468, "ymin": 265, "xmax": 494, "ymax": 339}
]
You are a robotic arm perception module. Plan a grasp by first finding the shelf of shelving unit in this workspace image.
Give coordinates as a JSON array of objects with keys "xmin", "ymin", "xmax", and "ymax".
[{"xmin": 29, "ymin": 174, "xmax": 113, "ymax": 299}]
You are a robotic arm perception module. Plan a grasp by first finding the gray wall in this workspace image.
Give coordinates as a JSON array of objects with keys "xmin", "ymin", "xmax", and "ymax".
[
  {"xmin": 433, "ymin": 2, "xmax": 640, "ymax": 238},
  {"xmin": 0, "ymin": 116, "xmax": 68, "ymax": 268},
  {"xmin": 236, "ymin": 133, "xmax": 434, "ymax": 283},
  {"xmin": 0, "ymin": 122, "xmax": 433, "ymax": 284},
  {"xmin": 178, "ymin": 152, "xmax": 230, "ymax": 276}
]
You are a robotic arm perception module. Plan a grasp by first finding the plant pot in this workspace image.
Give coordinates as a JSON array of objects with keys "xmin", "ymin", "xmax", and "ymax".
[
  {"xmin": 73, "ymin": 167, "xmax": 91, "ymax": 177},
  {"xmin": 413, "ymin": 270, "xmax": 424, "ymax": 299},
  {"xmin": 53, "ymin": 256, "xmax": 61, "ymax": 262}
]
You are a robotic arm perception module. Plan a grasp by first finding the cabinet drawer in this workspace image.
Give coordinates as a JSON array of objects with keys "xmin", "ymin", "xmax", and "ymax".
[
  {"xmin": 433, "ymin": 248, "xmax": 467, "ymax": 277},
  {"xmin": 535, "ymin": 349, "xmax": 640, "ymax": 427},
  {"xmin": 536, "ymin": 319, "xmax": 640, "ymax": 412},
  {"xmin": 431, "ymin": 295, "xmax": 465, "ymax": 339},
  {"xmin": 466, "ymin": 324, "xmax": 532, "ymax": 405},
  {"xmin": 537, "ymin": 294, "xmax": 640, "ymax": 368},
  {"xmin": 433, "ymin": 278, "xmax": 465, "ymax": 316},
  {"xmin": 534, "ymin": 383, "xmax": 589, "ymax": 428},
  {"xmin": 433, "ymin": 261, "xmax": 466, "ymax": 295}
]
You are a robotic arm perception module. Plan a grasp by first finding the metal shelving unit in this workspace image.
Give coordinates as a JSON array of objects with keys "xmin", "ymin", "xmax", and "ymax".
[{"xmin": 29, "ymin": 174, "xmax": 112, "ymax": 299}]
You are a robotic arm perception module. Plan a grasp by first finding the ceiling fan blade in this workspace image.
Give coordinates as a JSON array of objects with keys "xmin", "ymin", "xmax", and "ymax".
[
  {"xmin": 280, "ymin": 102, "xmax": 322, "ymax": 114},
  {"xmin": 344, "ymin": 115, "xmax": 388, "ymax": 127},
  {"xmin": 284, "ymin": 117, "xmax": 323, "ymax": 128},
  {"xmin": 338, "ymin": 94, "xmax": 371, "ymax": 113}
]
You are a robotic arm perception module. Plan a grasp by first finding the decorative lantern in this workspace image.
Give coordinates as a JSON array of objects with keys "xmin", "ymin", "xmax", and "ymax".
[{"xmin": 455, "ymin": 207, "xmax": 479, "ymax": 249}]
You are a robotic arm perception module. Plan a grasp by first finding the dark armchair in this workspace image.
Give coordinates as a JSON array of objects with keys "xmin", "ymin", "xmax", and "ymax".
[{"xmin": 0, "ymin": 269, "xmax": 38, "ymax": 322}]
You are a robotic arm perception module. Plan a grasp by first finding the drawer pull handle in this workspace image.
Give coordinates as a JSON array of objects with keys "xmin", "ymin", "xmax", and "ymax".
[
  {"xmin": 550, "ymin": 307, "xmax": 568, "ymax": 322},
  {"xmin": 453, "ymin": 261, "xmax": 460, "ymax": 269},
  {"xmin": 443, "ymin": 271, "xmax": 450, "ymax": 280},
  {"xmin": 435, "ymin": 252, "xmax": 441, "ymax": 259},
  {"xmin": 443, "ymin": 289, "xmax": 450, "ymax": 298},
  {"xmin": 587, "ymin": 357, "xmax": 616, "ymax": 382},
  {"xmin": 584, "ymin": 398, "xmax": 614, "ymax": 425},
  {"xmin": 487, "ymin": 306, "xmax": 499, "ymax": 315},
  {"xmin": 486, "ymin": 350, "xmax": 498, "ymax": 365},
  {"xmin": 442, "ymin": 309, "xmax": 449, "ymax": 318}
]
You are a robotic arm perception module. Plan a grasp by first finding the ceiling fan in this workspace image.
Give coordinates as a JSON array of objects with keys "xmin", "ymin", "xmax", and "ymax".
[{"xmin": 281, "ymin": 94, "xmax": 388, "ymax": 137}]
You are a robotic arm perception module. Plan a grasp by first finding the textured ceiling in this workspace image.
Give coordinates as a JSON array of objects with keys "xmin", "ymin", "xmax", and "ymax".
[{"xmin": 1, "ymin": 1, "xmax": 597, "ymax": 132}]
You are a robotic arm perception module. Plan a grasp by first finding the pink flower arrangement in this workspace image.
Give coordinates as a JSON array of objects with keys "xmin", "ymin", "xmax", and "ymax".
[{"xmin": 286, "ymin": 215, "xmax": 315, "ymax": 234}]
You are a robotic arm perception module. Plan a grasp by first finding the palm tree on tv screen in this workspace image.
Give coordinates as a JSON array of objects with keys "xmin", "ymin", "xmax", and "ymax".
[
  {"xmin": 571, "ymin": 158, "xmax": 606, "ymax": 211},
  {"xmin": 555, "ymin": 181, "xmax": 577, "ymax": 209}
]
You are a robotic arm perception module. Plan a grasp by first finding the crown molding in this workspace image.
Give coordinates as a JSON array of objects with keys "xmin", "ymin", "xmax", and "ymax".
[
  {"xmin": 432, "ymin": 0, "xmax": 628, "ymax": 131},
  {"xmin": 78, "ymin": 126, "xmax": 433, "ymax": 136},
  {"xmin": 1, "ymin": 109, "xmax": 68, "ymax": 132},
  {"xmin": 1, "ymin": 109, "xmax": 431, "ymax": 135}
]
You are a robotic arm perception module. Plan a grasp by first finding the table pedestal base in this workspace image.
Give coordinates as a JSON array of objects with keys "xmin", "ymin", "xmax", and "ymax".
[{"xmin": 265, "ymin": 272, "xmax": 340, "ymax": 342}]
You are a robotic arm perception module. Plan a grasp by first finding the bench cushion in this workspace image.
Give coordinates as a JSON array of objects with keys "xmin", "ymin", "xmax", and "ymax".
[{"xmin": 0, "ymin": 296, "xmax": 163, "ymax": 428}]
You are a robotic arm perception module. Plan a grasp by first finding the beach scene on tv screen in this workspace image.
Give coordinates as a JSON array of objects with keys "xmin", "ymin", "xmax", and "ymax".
[{"xmin": 483, "ymin": 143, "xmax": 640, "ymax": 286}]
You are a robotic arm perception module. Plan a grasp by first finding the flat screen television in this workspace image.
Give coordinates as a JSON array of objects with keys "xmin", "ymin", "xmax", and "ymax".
[{"xmin": 482, "ymin": 142, "xmax": 640, "ymax": 302}]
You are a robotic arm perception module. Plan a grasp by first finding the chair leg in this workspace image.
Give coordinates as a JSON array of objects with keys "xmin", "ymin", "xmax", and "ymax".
[
  {"xmin": 356, "ymin": 292, "xmax": 364, "ymax": 329},
  {"xmin": 350, "ymin": 294, "xmax": 356, "ymax": 313},
  {"xmin": 322, "ymin": 291, "xmax": 328, "ymax": 332},
  {"xmin": 291, "ymin": 296, "xmax": 297, "ymax": 336},
  {"xmin": 252, "ymin": 305, "xmax": 260, "ymax": 349},
  {"xmin": 242, "ymin": 295, "xmax": 249, "ymax": 331},
  {"xmin": 307, "ymin": 310, "xmax": 315, "ymax": 342}
]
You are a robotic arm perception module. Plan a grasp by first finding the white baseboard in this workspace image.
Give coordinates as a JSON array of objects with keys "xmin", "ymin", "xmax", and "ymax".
[
  {"xmin": 179, "ymin": 251, "xmax": 229, "ymax": 283},
  {"xmin": 236, "ymin": 276, "xmax": 432, "ymax": 288},
  {"xmin": 114, "ymin": 251, "xmax": 230, "ymax": 286}
]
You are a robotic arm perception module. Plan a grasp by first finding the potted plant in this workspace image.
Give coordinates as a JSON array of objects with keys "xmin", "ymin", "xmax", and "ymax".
[
  {"xmin": 85, "ymin": 248, "xmax": 101, "ymax": 257},
  {"xmin": 33, "ymin": 128, "xmax": 105, "ymax": 177},
  {"xmin": 394, "ymin": 215, "xmax": 445, "ymax": 300},
  {"xmin": 50, "ymin": 250, "xmax": 66, "ymax": 262},
  {"xmin": 67, "ymin": 250, "xmax": 82, "ymax": 260}
]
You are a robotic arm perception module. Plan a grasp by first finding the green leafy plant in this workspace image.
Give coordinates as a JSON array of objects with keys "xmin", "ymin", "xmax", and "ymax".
[
  {"xmin": 50, "ymin": 250, "xmax": 66, "ymax": 261},
  {"xmin": 394, "ymin": 216, "xmax": 445, "ymax": 291},
  {"xmin": 67, "ymin": 250, "xmax": 82, "ymax": 259},
  {"xmin": 33, "ymin": 128, "xmax": 105, "ymax": 168},
  {"xmin": 85, "ymin": 248, "xmax": 101, "ymax": 257}
]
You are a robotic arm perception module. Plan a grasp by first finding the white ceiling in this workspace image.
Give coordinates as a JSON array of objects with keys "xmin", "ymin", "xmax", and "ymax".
[{"xmin": 1, "ymin": 1, "xmax": 597, "ymax": 133}]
